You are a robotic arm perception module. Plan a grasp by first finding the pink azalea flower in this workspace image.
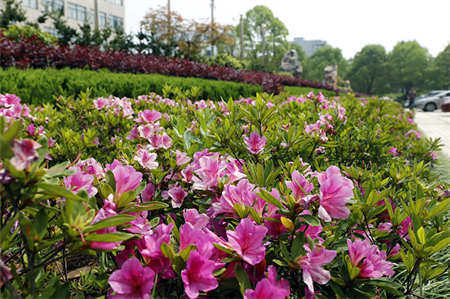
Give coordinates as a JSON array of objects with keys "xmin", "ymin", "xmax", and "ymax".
[
  {"xmin": 167, "ymin": 185, "xmax": 187, "ymax": 208},
  {"xmin": 181, "ymin": 250, "xmax": 219, "ymax": 299},
  {"xmin": 286, "ymin": 170, "xmax": 314, "ymax": 200},
  {"xmin": 105, "ymin": 159, "xmax": 123, "ymax": 171},
  {"xmin": 108, "ymin": 257, "xmax": 155, "ymax": 299},
  {"xmin": 406, "ymin": 129, "xmax": 421, "ymax": 138},
  {"xmin": 141, "ymin": 183, "xmax": 155, "ymax": 203},
  {"xmin": 244, "ymin": 266, "xmax": 290, "ymax": 299},
  {"xmin": 134, "ymin": 149, "xmax": 158, "ymax": 170},
  {"xmin": 10, "ymin": 139, "xmax": 41, "ymax": 170},
  {"xmin": 389, "ymin": 147, "xmax": 399, "ymax": 156},
  {"xmin": 297, "ymin": 245, "xmax": 336, "ymax": 294},
  {"xmin": 112, "ymin": 165, "xmax": 143, "ymax": 197},
  {"xmin": 318, "ymin": 166, "xmax": 354, "ymax": 222},
  {"xmin": 64, "ymin": 170, "xmax": 98, "ymax": 198},
  {"xmin": 192, "ymin": 156, "xmax": 225, "ymax": 191},
  {"xmin": 227, "ymin": 218, "xmax": 268, "ymax": 265},
  {"xmin": 347, "ymin": 239, "xmax": 395, "ymax": 278},
  {"xmin": 140, "ymin": 223, "xmax": 174, "ymax": 278},
  {"xmin": 213, "ymin": 179, "xmax": 265, "ymax": 217},
  {"xmin": 135, "ymin": 110, "xmax": 162, "ymax": 123},
  {"xmin": 183, "ymin": 209, "xmax": 210, "ymax": 229},
  {"xmin": 244, "ymin": 131, "xmax": 266, "ymax": 155},
  {"xmin": 94, "ymin": 98, "xmax": 110, "ymax": 110},
  {"xmin": 180, "ymin": 223, "xmax": 214, "ymax": 258},
  {"xmin": 76, "ymin": 158, "xmax": 105, "ymax": 178},
  {"xmin": 175, "ymin": 150, "xmax": 191, "ymax": 166}
]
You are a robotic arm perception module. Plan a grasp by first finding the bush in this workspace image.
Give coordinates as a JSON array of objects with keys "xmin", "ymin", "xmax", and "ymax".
[
  {"xmin": 0, "ymin": 67, "xmax": 262, "ymax": 105},
  {"xmin": 0, "ymin": 33, "xmax": 346, "ymax": 94},
  {"xmin": 0, "ymin": 24, "xmax": 57, "ymax": 45},
  {"xmin": 1, "ymin": 91, "xmax": 448, "ymax": 298}
]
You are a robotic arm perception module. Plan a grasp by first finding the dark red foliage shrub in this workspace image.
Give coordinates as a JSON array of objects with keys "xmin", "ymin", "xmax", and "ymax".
[{"xmin": 0, "ymin": 34, "xmax": 343, "ymax": 95}]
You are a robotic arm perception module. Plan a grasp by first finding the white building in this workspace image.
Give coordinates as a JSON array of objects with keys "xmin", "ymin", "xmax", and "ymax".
[
  {"xmin": 1, "ymin": 0, "xmax": 125, "ymax": 36},
  {"xmin": 293, "ymin": 37, "xmax": 327, "ymax": 57}
]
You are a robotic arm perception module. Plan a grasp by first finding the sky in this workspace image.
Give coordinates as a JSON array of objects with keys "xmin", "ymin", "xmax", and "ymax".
[{"xmin": 125, "ymin": 0, "xmax": 450, "ymax": 59}]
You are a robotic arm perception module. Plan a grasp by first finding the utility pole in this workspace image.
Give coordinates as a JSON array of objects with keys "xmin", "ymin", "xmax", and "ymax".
[
  {"xmin": 167, "ymin": 0, "xmax": 171, "ymax": 38},
  {"xmin": 240, "ymin": 14, "xmax": 244, "ymax": 60},
  {"xmin": 94, "ymin": 0, "xmax": 99, "ymax": 30},
  {"xmin": 210, "ymin": 0, "xmax": 214, "ymax": 57}
]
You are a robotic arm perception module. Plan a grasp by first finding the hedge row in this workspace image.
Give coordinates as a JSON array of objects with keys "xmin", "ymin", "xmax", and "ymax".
[
  {"xmin": 0, "ymin": 33, "xmax": 340, "ymax": 94},
  {"xmin": 0, "ymin": 67, "xmax": 264, "ymax": 105}
]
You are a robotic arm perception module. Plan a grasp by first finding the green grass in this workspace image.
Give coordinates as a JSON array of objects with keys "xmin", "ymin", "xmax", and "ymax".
[{"xmin": 433, "ymin": 152, "xmax": 450, "ymax": 184}]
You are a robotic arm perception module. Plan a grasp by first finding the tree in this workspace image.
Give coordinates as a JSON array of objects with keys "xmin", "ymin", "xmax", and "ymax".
[
  {"xmin": 347, "ymin": 45, "xmax": 389, "ymax": 94},
  {"xmin": 238, "ymin": 5, "xmax": 289, "ymax": 72},
  {"xmin": 426, "ymin": 44, "xmax": 450, "ymax": 90},
  {"xmin": 303, "ymin": 46, "xmax": 348, "ymax": 82},
  {"xmin": 0, "ymin": 0, "xmax": 26, "ymax": 28},
  {"xmin": 387, "ymin": 41, "xmax": 430, "ymax": 93},
  {"xmin": 140, "ymin": 5, "xmax": 185, "ymax": 56}
]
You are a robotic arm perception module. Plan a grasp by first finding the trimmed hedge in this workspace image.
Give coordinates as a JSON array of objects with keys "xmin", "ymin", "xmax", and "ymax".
[{"xmin": 0, "ymin": 67, "xmax": 263, "ymax": 105}]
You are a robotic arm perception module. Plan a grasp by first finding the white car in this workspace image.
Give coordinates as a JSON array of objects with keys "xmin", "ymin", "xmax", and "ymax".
[{"xmin": 413, "ymin": 90, "xmax": 450, "ymax": 111}]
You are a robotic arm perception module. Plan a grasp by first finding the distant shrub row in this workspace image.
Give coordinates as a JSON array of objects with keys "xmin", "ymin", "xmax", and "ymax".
[
  {"xmin": 0, "ymin": 33, "xmax": 338, "ymax": 94},
  {"xmin": 0, "ymin": 67, "xmax": 264, "ymax": 105}
]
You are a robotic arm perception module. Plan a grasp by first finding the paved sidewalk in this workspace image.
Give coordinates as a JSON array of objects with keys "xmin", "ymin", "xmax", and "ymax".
[{"xmin": 414, "ymin": 111, "xmax": 450, "ymax": 157}]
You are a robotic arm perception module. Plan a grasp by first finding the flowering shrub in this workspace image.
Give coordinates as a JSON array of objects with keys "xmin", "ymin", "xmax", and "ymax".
[{"xmin": 0, "ymin": 91, "xmax": 449, "ymax": 298}]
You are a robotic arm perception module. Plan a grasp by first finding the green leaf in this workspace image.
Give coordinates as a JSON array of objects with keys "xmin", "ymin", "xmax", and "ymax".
[
  {"xmin": 160, "ymin": 242, "xmax": 176, "ymax": 261},
  {"xmin": 367, "ymin": 279, "xmax": 403, "ymax": 296},
  {"xmin": 417, "ymin": 226, "xmax": 426, "ymax": 245},
  {"xmin": 122, "ymin": 201, "xmax": 169, "ymax": 213},
  {"xmin": 117, "ymin": 190, "xmax": 137, "ymax": 208},
  {"xmin": 213, "ymin": 243, "xmax": 234, "ymax": 255},
  {"xmin": 84, "ymin": 215, "xmax": 136, "ymax": 233},
  {"xmin": 235, "ymin": 263, "xmax": 251, "ymax": 295},
  {"xmin": 258, "ymin": 188, "xmax": 283, "ymax": 209},
  {"xmin": 85, "ymin": 232, "xmax": 135, "ymax": 242},
  {"xmin": 179, "ymin": 244, "xmax": 197, "ymax": 261},
  {"xmin": 301, "ymin": 214, "xmax": 321, "ymax": 226},
  {"xmin": 426, "ymin": 198, "xmax": 450, "ymax": 219},
  {"xmin": 37, "ymin": 182, "xmax": 85, "ymax": 201}
]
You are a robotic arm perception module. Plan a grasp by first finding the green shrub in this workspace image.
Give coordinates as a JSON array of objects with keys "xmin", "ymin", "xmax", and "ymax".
[
  {"xmin": 1, "ymin": 24, "xmax": 57, "ymax": 44},
  {"xmin": 0, "ymin": 67, "xmax": 262, "ymax": 105}
]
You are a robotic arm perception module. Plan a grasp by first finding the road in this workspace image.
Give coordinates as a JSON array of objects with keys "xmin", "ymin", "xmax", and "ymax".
[{"xmin": 414, "ymin": 110, "xmax": 450, "ymax": 157}]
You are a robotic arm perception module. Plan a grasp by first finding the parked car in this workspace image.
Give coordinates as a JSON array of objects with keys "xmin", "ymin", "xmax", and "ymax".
[
  {"xmin": 412, "ymin": 90, "xmax": 450, "ymax": 111},
  {"xmin": 442, "ymin": 98, "xmax": 450, "ymax": 112}
]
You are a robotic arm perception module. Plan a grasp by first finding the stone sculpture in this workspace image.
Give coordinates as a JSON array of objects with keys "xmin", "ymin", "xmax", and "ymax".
[
  {"xmin": 280, "ymin": 49, "xmax": 303, "ymax": 77},
  {"xmin": 323, "ymin": 65, "xmax": 338, "ymax": 89}
]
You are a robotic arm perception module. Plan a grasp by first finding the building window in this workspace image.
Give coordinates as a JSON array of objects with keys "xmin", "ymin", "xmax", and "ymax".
[
  {"xmin": 105, "ymin": 0, "xmax": 123, "ymax": 6},
  {"xmin": 68, "ymin": 2, "xmax": 87, "ymax": 22},
  {"xmin": 89, "ymin": 9, "xmax": 95, "ymax": 25},
  {"xmin": 107, "ymin": 15, "xmax": 123, "ymax": 30},
  {"xmin": 98, "ymin": 12, "xmax": 107, "ymax": 27},
  {"xmin": 41, "ymin": 0, "xmax": 64, "ymax": 14},
  {"xmin": 23, "ymin": 0, "xmax": 38, "ymax": 9}
]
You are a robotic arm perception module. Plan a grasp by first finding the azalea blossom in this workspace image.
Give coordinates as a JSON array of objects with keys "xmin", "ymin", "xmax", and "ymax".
[
  {"xmin": 318, "ymin": 166, "xmax": 354, "ymax": 221},
  {"xmin": 244, "ymin": 266, "xmax": 290, "ymax": 299},
  {"xmin": 388, "ymin": 147, "xmax": 399, "ymax": 156},
  {"xmin": 181, "ymin": 250, "xmax": 219, "ymax": 299},
  {"xmin": 135, "ymin": 109, "xmax": 162, "ymax": 123},
  {"xmin": 347, "ymin": 239, "xmax": 395, "ymax": 278},
  {"xmin": 167, "ymin": 185, "xmax": 187, "ymax": 208},
  {"xmin": 112, "ymin": 165, "xmax": 143, "ymax": 197},
  {"xmin": 244, "ymin": 131, "xmax": 266, "ymax": 155},
  {"xmin": 64, "ymin": 170, "xmax": 98, "ymax": 198},
  {"xmin": 227, "ymin": 218, "xmax": 268, "ymax": 265},
  {"xmin": 286, "ymin": 170, "xmax": 314, "ymax": 200},
  {"xmin": 297, "ymin": 245, "xmax": 336, "ymax": 294},
  {"xmin": 183, "ymin": 209, "xmax": 210, "ymax": 229},
  {"xmin": 134, "ymin": 149, "xmax": 158, "ymax": 170},
  {"xmin": 108, "ymin": 257, "xmax": 155, "ymax": 299},
  {"xmin": 10, "ymin": 139, "xmax": 41, "ymax": 170}
]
